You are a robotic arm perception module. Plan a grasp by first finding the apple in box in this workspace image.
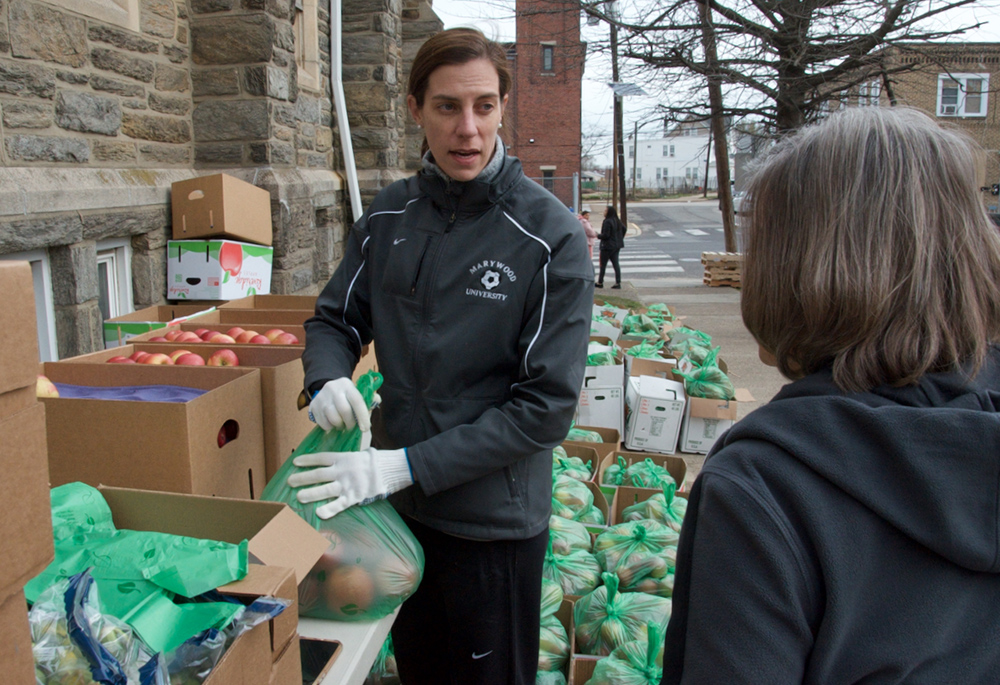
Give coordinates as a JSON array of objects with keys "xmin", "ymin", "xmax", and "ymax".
[
  {"xmin": 207, "ymin": 349, "xmax": 240, "ymax": 367},
  {"xmin": 142, "ymin": 353, "xmax": 174, "ymax": 365},
  {"xmin": 37, "ymin": 375, "xmax": 59, "ymax": 398},
  {"xmin": 176, "ymin": 331, "xmax": 202, "ymax": 343},
  {"xmin": 175, "ymin": 353, "xmax": 206, "ymax": 366},
  {"xmin": 107, "ymin": 356, "xmax": 135, "ymax": 364}
]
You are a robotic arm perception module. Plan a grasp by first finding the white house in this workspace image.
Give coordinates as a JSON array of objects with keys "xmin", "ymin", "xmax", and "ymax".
[{"xmin": 624, "ymin": 119, "xmax": 732, "ymax": 192}]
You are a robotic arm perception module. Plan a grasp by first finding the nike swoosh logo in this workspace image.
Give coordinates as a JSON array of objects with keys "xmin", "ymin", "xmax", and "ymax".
[
  {"xmin": 471, "ymin": 651, "xmax": 493, "ymax": 660},
  {"xmin": 393, "ymin": 238, "xmax": 406, "ymax": 245}
]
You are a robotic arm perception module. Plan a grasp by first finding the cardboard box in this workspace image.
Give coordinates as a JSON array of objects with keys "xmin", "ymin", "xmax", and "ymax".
[
  {"xmin": 0, "ymin": 261, "xmax": 41, "ymax": 399},
  {"xmin": 625, "ymin": 355, "xmax": 678, "ymax": 381},
  {"xmin": 576, "ymin": 385, "xmax": 623, "ymax": 436},
  {"xmin": 596, "ymin": 450, "xmax": 688, "ymax": 506},
  {"xmin": 593, "ymin": 302, "xmax": 628, "ymax": 323},
  {"xmin": 624, "ymin": 375, "xmax": 686, "ymax": 454},
  {"xmin": 563, "ymin": 424, "xmax": 620, "ymax": 467},
  {"xmin": 42, "ymin": 363, "xmax": 266, "ymax": 499},
  {"xmin": 222, "ymin": 295, "xmax": 317, "ymax": 311},
  {"xmin": 182, "ymin": 308, "xmax": 314, "ymax": 328},
  {"xmin": 0, "ymin": 590, "xmax": 34, "ymax": 684},
  {"xmin": 172, "ymin": 173, "xmax": 273, "ymax": 246},
  {"xmin": 168, "ymin": 240, "xmax": 274, "ymax": 301},
  {"xmin": 679, "ymin": 390, "xmax": 753, "ymax": 454},
  {"xmin": 610, "ymin": 484, "xmax": 689, "ymax": 526},
  {"xmin": 270, "ymin": 632, "xmax": 303, "ymax": 684},
  {"xmin": 129, "ymin": 322, "xmax": 306, "ymax": 347},
  {"xmin": 568, "ymin": 654, "xmax": 600, "ymax": 684},
  {"xmin": 104, "ymin": 304, "xmax": 218, "ymax": 348},
  {"xmin": 558, "ymin": 443, "xmax": 601, "ymax": 483},
  {"xmin": 206, "ymin": 619, "xmax": 272, "ymax": 685},
  {"xmin": 300, "ymin": 638, "xmax": 344, "ymax": 684},
  {"xmin": 223, "ymin": 564, "xmax": 299, "ymax": 660},
  {"xmin": 589, "ymin": 316, "xmax": 621, "ymax": 342},
  {"xmin": 63, "ymin": 343, "xmax": 313, "ymax": 483},
  {"xmin": 0, "ymin": 403, "xmax": 54, "ymax": 604}
]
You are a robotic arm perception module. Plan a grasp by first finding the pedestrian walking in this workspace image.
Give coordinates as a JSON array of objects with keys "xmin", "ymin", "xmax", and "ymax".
[
  {"xmin": 288, "ymin": 27, "xmax": 593, "ymax": 685},
  {"xmin": 596, "ymin": 205, "xmax": 626, "ymax": 289},
  {"xmin": 579, "ymin": 209, "xmax": 597, "ymax": 259},
  {"xmin": 661, "ymin": 106, "xmax": 1000, "ymax": 683}
]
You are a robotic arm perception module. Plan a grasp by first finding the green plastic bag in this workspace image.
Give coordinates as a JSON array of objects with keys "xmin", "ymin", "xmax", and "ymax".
[
  {"xmin": 675, "ymin": 348, "xmax": 735, "ymax": 400},
  {"xmin": 538, "ymin": 613, "xmax": 570, "ymax": 672},
  {"xmin": 565, "ymin": 425, "xmax": 603, "ymax": 443},
  {"xmin": 573, "ymin": 573, "xmax": 672, "ymax": 656},
  {"xmin": 621, "ymin": 483, "xmax": 688, "ymax": 533},
  {"xmin": 645, "ymin": 303, "xmax": 675, "ymax": 321},
  {"xmin": 553, "ymin": 453, "xmax": 593, "ymax": 483},
  {"xmin": 621, "ymin": 314, "xmax": 662, "ymax": 339},
  {"xmin": 552, "ymin": 475, "xmax": 605, "ymax": 525},
  {"xmin": 549, "ymin": 515, "xmax": 592, "ymax": 556},
  {"xmin": 666, "ymin": 326, "xmax": 711, "ymax": 347},
  {"xmin": 541, "ymin": 577, "xmax": 564, "ymax": 618},
  {"xmin": 624, "ymin": 340, "xmax": 666, "ymax": 359},
  {"xmin": 542, "ymin": 539, "xmax": 602, "ymax": 597},
  {"xmin": 593, "ymin": 520, "xmax": 679, "ymax": 597},
  {"xmin": 363, "ymin": 634, "xmax": 399, "ymax": 685},
  {"xmin": 674, "ymin": 340, "xmax": 713, "ymax": 366},
  {"xmin": 585, "ymin": 622, "xmax": 665, "ymax": 685},
  {"xmin": 262, "ymin": 372, "xmax": 424, "ymax": 622},
  {"xmin": 624, "ymin": 458, "xmax": 676, "ymax": 490},
  {"xmin": 536, "ymin": 670, "xmax": 567, "ymax": 685}
]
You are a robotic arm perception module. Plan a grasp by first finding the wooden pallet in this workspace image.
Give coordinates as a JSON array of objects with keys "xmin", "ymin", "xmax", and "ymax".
[{"xmin": 702, "ymin": 252, "xmax": 743, "ymax": 288}]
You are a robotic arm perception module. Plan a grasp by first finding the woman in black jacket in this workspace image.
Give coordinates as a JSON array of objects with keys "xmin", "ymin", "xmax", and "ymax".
[{"xmin": 596, "ymin": 205, "xmax": 625, "ymax": 288}]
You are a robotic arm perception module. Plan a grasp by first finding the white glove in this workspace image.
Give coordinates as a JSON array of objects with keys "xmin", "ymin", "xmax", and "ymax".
[
  {"xmin": 287, "ymin": 447, "xmax": 413, "ymax": 519},
  {"xmin": 308, "ymin": 378, "xmax": 371, "ymax": 432}
]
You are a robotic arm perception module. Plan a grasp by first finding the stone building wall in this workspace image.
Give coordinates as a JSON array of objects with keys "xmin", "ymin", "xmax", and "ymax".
[{"xmin": 0, "ymin": 0, "xmax": 441, "ymax": 359}]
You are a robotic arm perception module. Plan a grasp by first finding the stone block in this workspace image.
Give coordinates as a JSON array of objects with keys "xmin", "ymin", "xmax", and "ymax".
[
  {"xmin": 372, "ymin": 64, "xmax": 397, "ymax": 84},
  {"xmin": 341, "ymin": 65, "xmax": 371, "ymax": 82},
  {"xmin": 296, "ymin": 133, "xmax": 315, "ymax": 151},
  {"xmin": 57, "ymin": 71, "xmax": 91, "ymax": 85},
  {"xmin": 148, "ymin": 92, "xmax": 190, "ymax": 115},
  {"xmin": 249, "ymin": 141, "xmax": 268, "ymax": 163},
  {"xmin": 191, "ymin": 15, "xmax": 274, "ymax": 65},
  {"xmin": 141, "ymin": 0, "xmax": 176, "ymax": 39},
  {"xmin": 274, "ymin": 103, "xmax": 296, "ymax": 127},
  {"xmin": 50, "ymin": 241, "xmax": 99, "ymax": 306},
  {"xmin": 122, "ymin": 112, "xmax": 191, "ymax": 143},
  {"xmin": 176, "ymin": 25, "xmax": 188, "ymax": 45},
  {"xmin": 55, "ymin": 301, "xmax": 104, "ymax": 359},
  {"xmin": 0, "ymin": 59, "xmax": 56, "ymax": 99},
  {"xmin": 0, "ymin": 214, "xmax": 83, "ymax": 253},
  {"xmin": 92, "ymin": 140, "xmax": 138, "ymax": 162},
  {"xmin": 0, "ymin": 22, "xmax": 8, "ymax": 55},
  {"xmin": 191, "ymin": 0, "xmax": 235, "ymax": 12},
  {"xmin": 275, "ymin": 20, "xmax": 294, "ymax": 52},
  {"xmin": 242, "ymin": 65, "xmax": 267, "ymax": 96},
  {"xmin": 122, "ymin": 99, "xmax": 148, "ymax": 110},
  {"xmin": 266, "ymin": 0, "xmax": 292, "ymax": 20},
  {"xmin": 344, "ymin": 0, "xmax": 401, "ymax": 14},
  {"xmin": 56, "ymin": 90, "xmax": 122, "ymax": 136},
  {"xmin": 9, "ymin": 1, "xmax": 87, "ymax": 68},
  {"xmin": 154, "ymin": 63, "xmax": 189, "ymax": 92},
  {"xmin": 90, "ymin": 75, "xmax": 145, "ymax": 97},
  {"xmin": 192, "ymin": 68, "xmax": 240, "ymax": 97},
  {"xmin": 2, "ymin": 100, "xmax": 53, "ymax": 129},
  {"xmin": 130, "ymin": 248, "xmax": 167, "ymax": 307},
  {"xmin": 294, "ymin": 96, "xmax": 321, "ymax": 124},
  {"xmin": 343, "ymin": 82, "xmax": 394, "ymax": 112},
  {"xmin": 193, "ymin": 99, "xmax": 269, "ymax": 141},
  {"xmin": 91, "ymin": 47, "xmax": 155, "ymax": 83},
  {"xmin": 6, "ymin": 134, "xmax": 89, "ymax": 163},
  {"xmin": 243, "ymin": 0, "xmax": 266, "ymax": 9},
  {"xmin": 164, "ymin": 46, "xmax": 189, "ymax": 64},
  {"xmin": 267, "ymin": 65, "xmax": 289, "ymax": 99},
  {"xmin": 84, "ymin": 208, "xmax": 167, "ymax": 242},
  {"xmin": 274, "ymin": 125, "xmax": 294, "ymax": 142},
  {"xmin": 194, "ymin": 142, "xmax": 243, "ymax": 164},
  {"xmin": 270, "ymin": 140, "xmax": 295, "ymax": 165},
  {"xmin": 315, "ymin": 127, "xmax": 333, "ymax": 152},
  {"xmin": 88, "ymin": 24, "xmax": 159, "ymax": 54},
  {"xmin": 351, "ymin": 127, "xmax": 395, "ymax": 150},
  {"xmin": 138, "ymin": 142, "xmax": 191, "ymax": 165},
  {"xmin": 298, "ymin": 150, "xmax": 329, "ymax": 168},
  {"xmin": 342, "ymin": 34, "xmax": 391, "ymax": 66},
  {"xmin": 372, "ymin": 13, "xmax": 397, "ymax": 36},
  {"xmin": 130, "ymin": 225, "xmax": 169, "ymax": 251}
]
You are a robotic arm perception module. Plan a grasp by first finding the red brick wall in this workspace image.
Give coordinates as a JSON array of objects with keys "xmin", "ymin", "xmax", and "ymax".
[{"xmin": 506, "ymin": 1, "xmax": 584, "ymax": 207}]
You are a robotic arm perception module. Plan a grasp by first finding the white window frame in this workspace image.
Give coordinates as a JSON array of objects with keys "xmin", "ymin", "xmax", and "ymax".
[
  {"xmin": 295, "ymin": 0, "xmax": 320, "ymax": 92},
  {"xmin": 62, "ymin": 0, "xmax": 139, "ymax": 32},
  {"xmin": 937, "ymin": 73, "xmax": 989, "ymax": 118},
  {"xmin": 859, "ymin": 80, "xmax": 881, "ymax": 108},
  {"xmin": 0, "ymin": 250, "xmax": 58, "ymax": 362},
  {"xmin": 541, "ymin": 41, "xmax": 555, "ymax": 72},
  {"xmin": 96, "ymin": 238, "xmax": 134, "ymax": 323}
]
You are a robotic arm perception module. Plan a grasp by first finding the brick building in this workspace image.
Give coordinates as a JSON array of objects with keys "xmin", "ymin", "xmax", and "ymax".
[
  {"xmin": 505, "ymin": 0, "xmax": 584, "ymax": 209},
  {"xmin": 0, "ymin": 0, "xmax": 441, "ymax": 360}
]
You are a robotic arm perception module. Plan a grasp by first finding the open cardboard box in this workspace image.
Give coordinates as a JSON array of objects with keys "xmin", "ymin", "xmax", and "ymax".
[
  {"xmin": 0, "ymin": 589, "xmax": 34, "ymax": 683},
  {"xmin": 221, "ymin": 294, "xmax": 317, "ymax": 311},
  {"xmin": 568, "ymin": 654, "xmax": 601, "ymax": 685},
  {"xmin": 103, "ymin": 304, "xmax": 218, "ymax": 348},
  {"xmin": 558, "ymin": 443, "xmax": 602, "ymax": 484},
  {"xmin": 41, "ymin": 363, "xmax": 266, "ymax": 499},
  {"xmin": 187, "ymin": 308, "xmax": 314, "ymax": 327},
  {"xmin": 680, "ymin": 389, "xmax": 754, "ymax": 455},
  {"xmin": 596, "ymin": 450, "xmax": 688, "ymax": 506},
  {"xmin": 172, "ymin": 173, "xmax": 273, "ymax": 246},
  {"xmin": 563, "ymin": 424, "xmax": 621, "ymax": 465},
  {"xmin": 609, "ymin": 484, "xmax": 689, "ymax": 527},
  {"xmin": 98, "ymin": 485, "xmax": 330, "ymax": 682},
  {"xmin": 623, "ymin": 374, "xmax": 686, "ymax": 454},
  {"xmin": 129, "ymin": 322, "xmax": 306, "ymax": 347},
  {"xmin": 62, "ymin": 343, "xmax": 313, "ymax": 483}
]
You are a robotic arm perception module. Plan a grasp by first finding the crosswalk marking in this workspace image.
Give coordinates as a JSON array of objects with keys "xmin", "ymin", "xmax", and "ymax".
[
  {"xmin": 655, "ymin": 230, "xmax": 674, "ymax": 237},
  {"xmin": 685, "ymin": 229, "xmax": 708, "ymax": 236}
]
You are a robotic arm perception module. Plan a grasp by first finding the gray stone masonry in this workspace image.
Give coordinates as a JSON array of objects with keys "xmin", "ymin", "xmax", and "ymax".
[{"xmin": 50, "ymin": 241, "xmax": 99, "ymax": 307}]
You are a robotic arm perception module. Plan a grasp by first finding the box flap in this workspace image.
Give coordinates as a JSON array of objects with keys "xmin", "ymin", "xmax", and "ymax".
[
  {"xmin": 248, "ymin": 507, "xmax": 330, "ymax": 585},
  {"xmin": 0, "ymin": 261, "xmax": 40, "ymax": 397},
  {"xmin": 687, "ymin": 396, "xmax": 739, "ymax": 420},
  {"xmin": 734, "ymin": 387, "xmax": 755, "ymax": 402}
]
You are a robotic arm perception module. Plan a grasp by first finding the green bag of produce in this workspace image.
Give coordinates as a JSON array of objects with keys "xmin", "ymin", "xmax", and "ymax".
[
  {"xmin": 585, "ymin": 622, "xmax": 664, "ymax": 685},
  {"xmin": 553, "ymin": 453, "xmax": 593, "ymax": 482},
  {"xmin": 542, "ymin": 539, "xmax": 603, "ymax": 597},
  {"xmin": 666, "ymin": 326, "xmax": 711, "ymax": 347},
  {"xmin": 565, "ymin": 425, "xmax": 603, "ymax": 443},
  {"xmin": 593, "ymin": 520, "xmax": 679, "ymax": 597},
  {"xmin": 621, "ymin": 483, "xmax": 688, "ymax": 533},
  {"xmin": 624, "ymin": 458, "xmax": 676, "ymax": 490},
  {"xmin": 538, "ymin": 613, "xmax": 570, "ymax": 672},
  {"xmin": 549, "ymin": 515, "xmax": 592, "ymax": 556},
  {"xmin": 624, "ymin": 340, "xmax": 666, "ymax": 359},
  {"xmin": 536, "ymin": 670, "xmax": 567, "ymax": 685},
  {"xmin": 574, "ymin": 573, "xmax": 672, "ymax": 656},
  {"xmin": 645, "ymin": 303, "xmax": 675, "ymax": 321},
  {"xmin": 262, "ymin": 372, "xmax": 424, "ymax": 622},
  {"xmin": 552, "ymin": 474, "xmax": 604, "ymax": 525},
  {"xmin": 601, "ymin": 455, "xmax": 629, "ymax": 486},
  {"xmin": 675, "ymin": 348, "xmax": 735, "ymax": 400},
  {"xmin": 621, "ymin": 314, "xmax": 661, "ymax": 339},
  {"xmin": 674, "ymin": 340, "xmax": 714, "ymax": 366},
  {"xmin": 541, "ymin": 577, "xmax": 564, "ymax": 618},
  {"xmin": 363, "ymin": 634, "xmax": 399, "ymax": 685}
]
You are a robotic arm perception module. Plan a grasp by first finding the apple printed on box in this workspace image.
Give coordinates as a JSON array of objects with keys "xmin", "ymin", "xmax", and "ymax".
[{"xmin": 167, "ymin": 239, "xmax": 274, "ymax": 300}]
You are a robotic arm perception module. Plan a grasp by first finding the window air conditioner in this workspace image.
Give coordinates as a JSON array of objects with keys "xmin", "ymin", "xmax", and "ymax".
[{"xmin": 942, "ymin": 105, "xmax": 957, "ymax": 115}]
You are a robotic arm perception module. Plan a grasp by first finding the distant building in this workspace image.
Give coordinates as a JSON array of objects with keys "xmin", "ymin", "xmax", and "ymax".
[
  {"xmin": 505, "ymin": 0, "xmax": 585, "ymax": 208},
  {"xmin": 624, "ymin": 118, "xmax": 733, "ymax": 193}
]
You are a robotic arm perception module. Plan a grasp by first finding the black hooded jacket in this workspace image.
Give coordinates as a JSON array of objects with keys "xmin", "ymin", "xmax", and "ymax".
[{"xmin": 663, "ymin": 346, "xmax": 1000, "ymax": 684}]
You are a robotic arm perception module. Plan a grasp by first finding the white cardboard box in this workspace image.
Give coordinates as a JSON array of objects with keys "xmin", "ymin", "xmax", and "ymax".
[
  {"xmin": 582, "ymin": 343, "xmax": 625, "ymax": 389},
  {"xmin": 679, "ymin": 389, "xmax": 754, "ymax": 454},
  {"xmin": 590, "ymin": 317, "xmax": 621, "ymax": 342},
  {"xmin": 624, "ymin": 375, "xmax": 686, "ymax": 454},
  {"xmin": 577, "ymin": 385, "xmax": 624, "ymax": 435},
  {"xmin": 167, "ymin": 239, "xmax": 273, "ymax": 301}
]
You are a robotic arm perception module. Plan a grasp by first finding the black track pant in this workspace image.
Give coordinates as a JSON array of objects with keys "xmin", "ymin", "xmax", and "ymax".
[
  {"xmin": 598, "ymin": 248, "xmax": 621, "ymax": 285},
  {"xmin": 391, "ymin": 516, "xmax": 549, "ymax": 685}
]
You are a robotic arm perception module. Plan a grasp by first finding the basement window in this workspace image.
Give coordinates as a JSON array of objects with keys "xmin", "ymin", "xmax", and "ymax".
[
  {"xmin": 97, "ymin": 239, "xmax": 133, "ymax": 323},
  {"xmin": 62, "ymin": 0, "xmax": 139, "ymax": 32}
]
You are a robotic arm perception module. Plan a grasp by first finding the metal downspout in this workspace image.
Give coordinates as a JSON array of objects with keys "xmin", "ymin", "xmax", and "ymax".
[{"xmin": 330, "ymin": 0, "xmax": 363, "ymax": 222}]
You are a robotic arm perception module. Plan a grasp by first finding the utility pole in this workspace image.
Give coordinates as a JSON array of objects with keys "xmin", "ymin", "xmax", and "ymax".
[
  {"xmin": 610, "ymin": 18, "xmax": 627, "ymax": 226},
  {"xmin": 702, "ymin": 127, "xmax": 712, "ymax": 198},
  {"xmin": 632, "ymin": 121, "xmax": 638, "ymax": 199}
]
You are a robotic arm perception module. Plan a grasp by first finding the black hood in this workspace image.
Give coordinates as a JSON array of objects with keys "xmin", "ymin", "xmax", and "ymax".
[{"xmin": 719, "ymin": 346, "xmax": 1000, "ymax": 572}]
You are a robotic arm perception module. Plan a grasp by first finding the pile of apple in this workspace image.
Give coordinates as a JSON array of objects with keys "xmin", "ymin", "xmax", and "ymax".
[
  {"xmin": 107, "ymin": 348, "xmax": 239, "ymax": 367},
  {"xmin": 147, "ymin": 327, "xmax": 300, "ymax": 345}
]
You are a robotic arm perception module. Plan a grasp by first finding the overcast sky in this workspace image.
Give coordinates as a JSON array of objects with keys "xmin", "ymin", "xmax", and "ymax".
[{"xmin": 429, "ymin": 0, "xmax": 999, "ymax": 166}]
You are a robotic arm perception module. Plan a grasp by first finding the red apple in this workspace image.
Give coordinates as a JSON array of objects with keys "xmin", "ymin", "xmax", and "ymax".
[
  {"xmin": 164, "ymin": 330, "xmax": 183, "ymax": 342},
  {"xmin": 208, "ymin": 333, "xmax": 236, "ymax": 344},
  {"xmin": 36, "ymin": 375, "xmax": 59, "ymax": 398},
  {"xmin": 131, "ymin": 351, "xmax": 151, "ymax": 363},
  {"xmin": 193, "ymin": 328, "xmax": 210, "ymax": 338},
  {"xmin": 263, "ymin": 328, "xmax": 286, "ymax": 342},
  {"xmin": 273, "ymin": 332, "xmax": 300, "ymax": 345},
  {"xmin": 234, "ymin": 330, "xmax": 258, "ymax": 343},
  {"xmin": 176, "ymin": 331, "xmax": 202, "ymax": 343},
  {"xmin": 142, "ymin": 353, "xmax": 174, "ymax": 365},
  {"xmin": 175, "ymin": 353, "xmax": 206, "ymax": 366},
  {"xmin": 226, "ymin": 327, "xmax": 246, "ymax": 339},
  {"xmin": 169, "ymin": 349, "xmax": 193, "ymax": 363},
  {"xmin": 249, "ymin": 334, "xmax": 271, "ymax": 344},
  {"xmin": 148, "ymin": 336, "xmax": 169, "ymax": 342},
  {"xmin": 107, "ymin": 356, "xmax": 135, "ymax": 364},
  {"xmin": 199, "ymin": 330, "xmax": 217, "ymax": 340},
  {"xmin": 206, "ymin": 349, "xmax": 240, "ymax": 367}
]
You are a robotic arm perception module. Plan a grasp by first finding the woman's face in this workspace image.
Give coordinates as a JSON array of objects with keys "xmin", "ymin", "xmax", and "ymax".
[{"xmin": 407, "ymin": 58, "xmax": 507, "ymax": 182}]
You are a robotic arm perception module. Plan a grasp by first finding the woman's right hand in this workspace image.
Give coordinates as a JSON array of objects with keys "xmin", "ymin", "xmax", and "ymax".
[{"xmin": 309, "ymin": 377, "xmax": 371, "ymax": 432}]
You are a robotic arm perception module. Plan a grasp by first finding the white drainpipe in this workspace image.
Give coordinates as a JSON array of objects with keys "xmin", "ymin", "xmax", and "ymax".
[{"xmin": 330, "ymin": 0, "xmax": 363, "ymax": 222}]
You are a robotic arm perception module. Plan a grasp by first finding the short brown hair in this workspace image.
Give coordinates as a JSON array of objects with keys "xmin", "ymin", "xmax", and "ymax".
[
  {"xmin": 408, "ymin": 28, "xmax": 512, "ymax": 108},
  {"xmin": 741, "ymin": 106, "xmax": 1000, "ymax": 392}
]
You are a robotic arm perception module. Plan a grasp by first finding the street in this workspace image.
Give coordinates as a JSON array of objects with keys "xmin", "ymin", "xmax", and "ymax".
[{"xmin": 588, "ymin": 199, "xmax": 734, "ymax": 286}]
